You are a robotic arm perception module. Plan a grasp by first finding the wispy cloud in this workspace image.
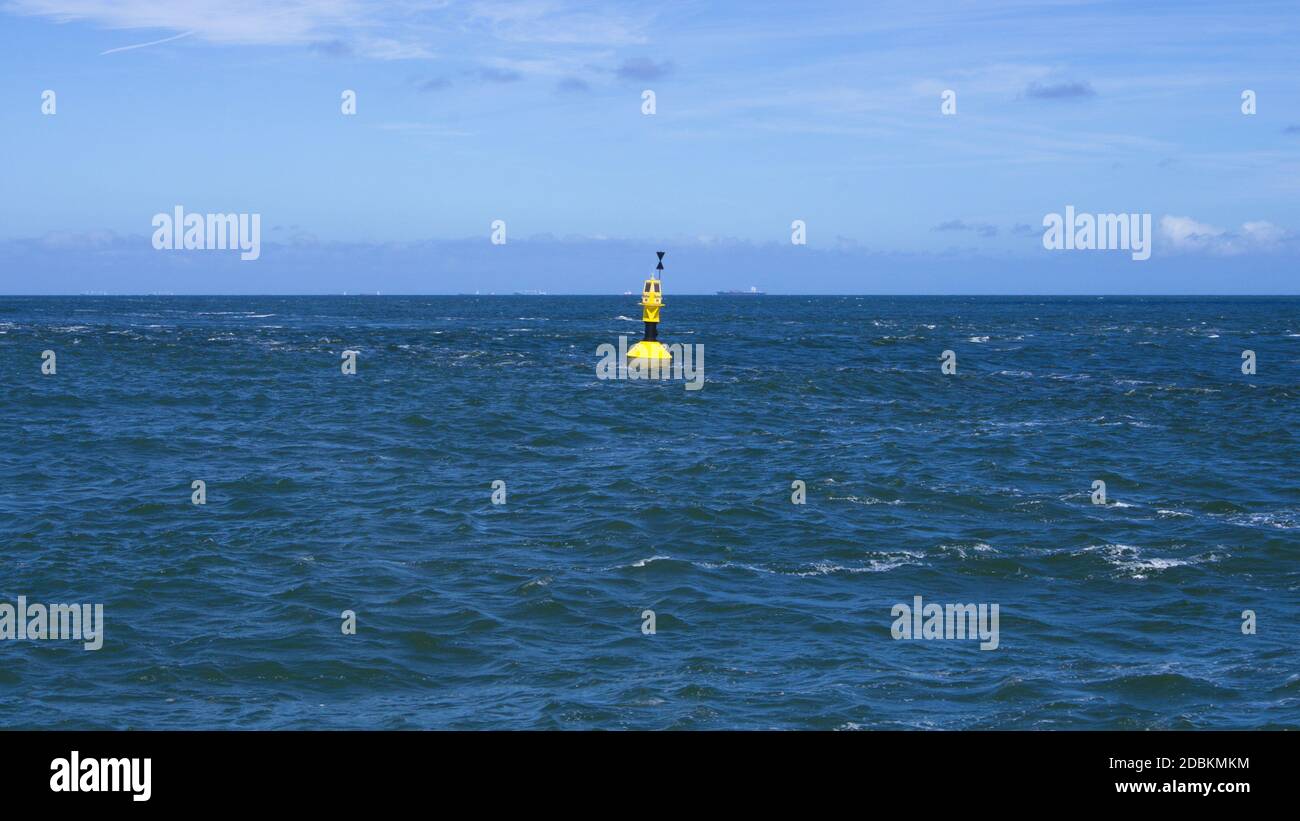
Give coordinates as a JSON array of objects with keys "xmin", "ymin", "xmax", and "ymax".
[
  {"xmin": 467, "ymin": 1, "xmax": 650, "ymax": 46},
  {"xmin": 99, "ymin": 29, "xmax": 194, "ymax": 56},
  {"xmin": 615, "ymin": 57, "xmax": 673, "ymax": 81},
  {"xmin": 308, "ymin": 39, "xmax": 351, "ymax": 58},
  {"xmin": 934, "ymin": 219, "xmax": 998, "ymax": 238},
  {"xmin": 477, "ymin": 66, "xmax": 522, "ymax": 83},
  {"xmin": 418, "ymin": 77, "xmax": 452, "ymax": 92},
  {"xmin": 12, "ymin": 0, "xmax": 439, "ymax": 59},
  {"xmin": 556, "ymin": 76, "xmax": 590, "ymax": 93},
  {"xmin": 1024, "ymin": 80, "xmax": 1096, "ymax": 100}
]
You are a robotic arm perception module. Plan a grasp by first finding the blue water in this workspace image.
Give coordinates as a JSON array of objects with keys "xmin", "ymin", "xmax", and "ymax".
[{"xmin": 1, "ymin": 295, "xmax": 1297, "ymax": 729}]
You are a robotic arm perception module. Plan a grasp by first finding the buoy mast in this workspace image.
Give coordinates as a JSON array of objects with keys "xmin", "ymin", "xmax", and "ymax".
[{"xmin": 627, "ymin": 251, "xmax": 673, "ymax": 362}]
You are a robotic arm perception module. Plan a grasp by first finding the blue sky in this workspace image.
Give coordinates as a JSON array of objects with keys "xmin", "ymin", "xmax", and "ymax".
[{"xmin": 1, "ymin": 0, "xmax": 1299, "ymax": 293}]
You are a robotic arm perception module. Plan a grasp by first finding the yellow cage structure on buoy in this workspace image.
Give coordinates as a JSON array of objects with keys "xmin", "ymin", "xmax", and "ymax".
[{"xmin": 626, "ymin": 251, "xmax": 673, "ymax": 362}]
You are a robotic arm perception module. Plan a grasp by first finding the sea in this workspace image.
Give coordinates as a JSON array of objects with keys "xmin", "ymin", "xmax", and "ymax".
[{"xmin": 1, "ymin": 295, "xmax": 1296, "ymax": 729}]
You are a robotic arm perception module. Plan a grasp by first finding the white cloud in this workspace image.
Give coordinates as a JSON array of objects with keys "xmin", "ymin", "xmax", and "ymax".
[
  {"xmin": 7, "ymin": 0, "xmax": 646, "ymax": 59},
  {"xmin": 1241, "ymin": 220, "xmax": 1286, "ymax": 246},
  {"xmin": 1159, "ymin": 215, "xmax": 1225, "ymax": 252},
  {"xmin": 1160, "ymin": 215, "xmax": 1293, "ymax": 255},
  {"xmin": 9, "ymin": 0, "xmax": 375, "ymax": 47}
]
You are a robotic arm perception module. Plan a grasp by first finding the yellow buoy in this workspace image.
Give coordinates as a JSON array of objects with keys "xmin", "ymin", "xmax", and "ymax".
[{"xmin": 627, "ymin": 251, "xmax": 673, "ymax": 361}]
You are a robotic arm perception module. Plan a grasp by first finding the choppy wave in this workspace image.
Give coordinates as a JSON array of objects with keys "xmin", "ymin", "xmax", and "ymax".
[{"xmin": 1, "ymin": 294, "xmax": 1297, "ymax": 729}]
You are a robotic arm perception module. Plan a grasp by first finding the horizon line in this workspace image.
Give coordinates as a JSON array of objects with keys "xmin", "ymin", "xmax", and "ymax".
[{"xmin": 6, "ymin": 293, "xmax": 1300, "ymax": 299}]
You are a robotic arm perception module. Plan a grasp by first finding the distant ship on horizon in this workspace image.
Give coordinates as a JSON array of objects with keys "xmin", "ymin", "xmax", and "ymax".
[{"xmin": 717, "ymin": 286, "xmax": 765, "ymax": 295}]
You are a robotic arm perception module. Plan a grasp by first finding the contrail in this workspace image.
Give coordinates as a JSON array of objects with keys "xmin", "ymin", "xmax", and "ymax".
[{"xmin": 100, "ymin": 30, "xmax": 195, "ymax": 56}]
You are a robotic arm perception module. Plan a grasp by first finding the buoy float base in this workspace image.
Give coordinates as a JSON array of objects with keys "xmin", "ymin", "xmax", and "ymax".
[{"xmin": 627, "ymin": 340, "xmax": 673, "ymax": 360}]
